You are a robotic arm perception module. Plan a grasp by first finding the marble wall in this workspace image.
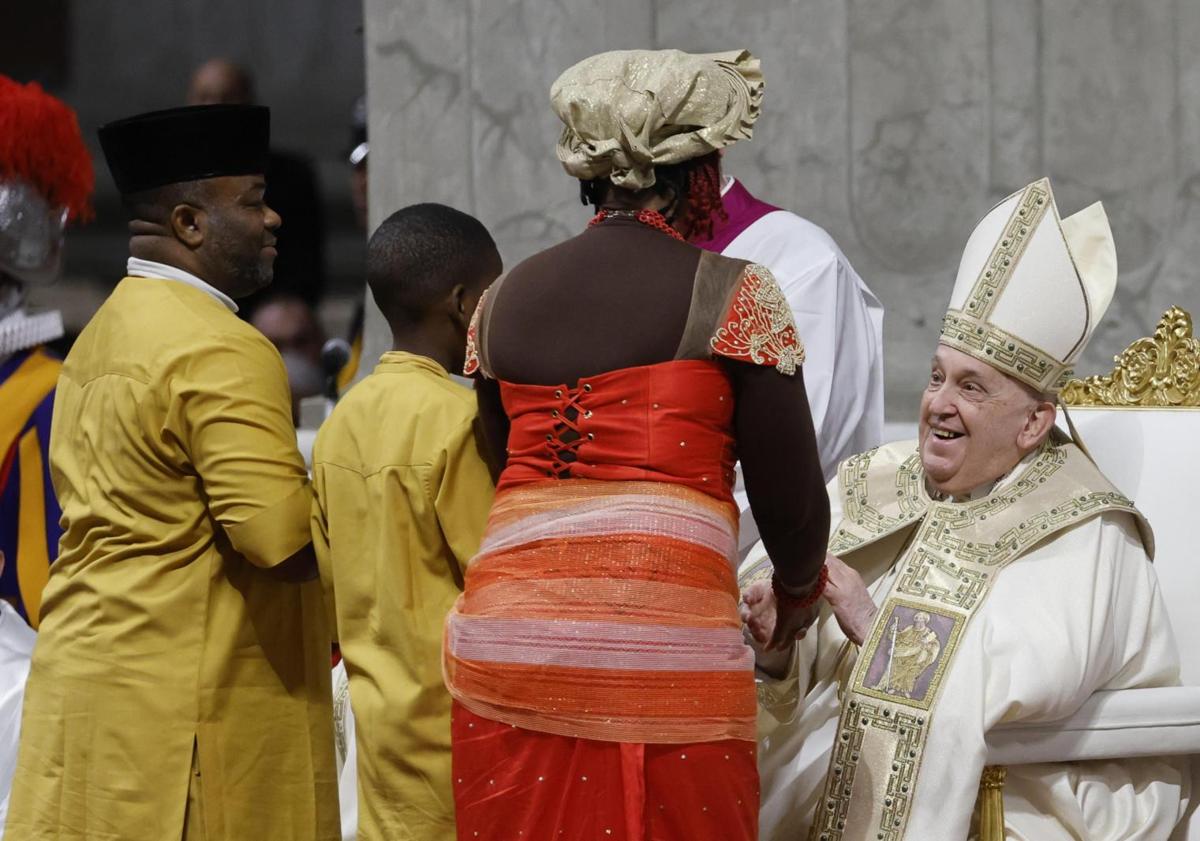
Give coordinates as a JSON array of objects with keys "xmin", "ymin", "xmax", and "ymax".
[{"xmin": 363, "ymin": 0, "xmax": 1200, "ymax": 418}]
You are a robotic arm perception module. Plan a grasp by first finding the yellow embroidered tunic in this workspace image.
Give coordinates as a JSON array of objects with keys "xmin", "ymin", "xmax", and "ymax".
[
  {"xmin": 8, "ymin": 276, "xmax": 338, "ymax": 841},
  {"xmin": 311, "ymin": 351, "xmax": 493, "ymax": 841}
]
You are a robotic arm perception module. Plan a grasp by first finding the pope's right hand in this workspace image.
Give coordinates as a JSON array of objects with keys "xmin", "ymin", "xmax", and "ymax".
[{"xmin": 822, "ymin": 553, "xmax": 877, "ymax": 646}]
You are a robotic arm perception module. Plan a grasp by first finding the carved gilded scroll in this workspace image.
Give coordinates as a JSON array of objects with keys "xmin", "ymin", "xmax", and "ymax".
[{"xmin": 1060, "ymin": 307, "xmax": 1200, "ymax": 407}]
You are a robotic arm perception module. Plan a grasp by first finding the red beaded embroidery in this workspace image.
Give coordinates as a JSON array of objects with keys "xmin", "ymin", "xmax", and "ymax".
[{"xmin": 588, "ymin": 209, "xmax": 685, "ymax": 241}]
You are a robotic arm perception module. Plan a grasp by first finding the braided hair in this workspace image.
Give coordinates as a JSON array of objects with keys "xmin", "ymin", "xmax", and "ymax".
[{"xmin": 579, "ymin": 151, "xmax": 726, "ymax": 241}]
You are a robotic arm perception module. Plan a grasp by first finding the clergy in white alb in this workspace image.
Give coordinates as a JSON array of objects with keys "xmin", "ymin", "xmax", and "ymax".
[
  {"xmin": 740, "ymin": 178, "xmax": 1190, "ymax": 840},
  {"xmin": 694, "ymin": 173, "xmax": 884, "ymax": 485}
]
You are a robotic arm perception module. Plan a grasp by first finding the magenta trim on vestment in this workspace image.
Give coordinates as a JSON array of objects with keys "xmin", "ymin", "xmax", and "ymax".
[{"xmin": 691, "ymin": 178, "xmax": 781, "ymax": 253}]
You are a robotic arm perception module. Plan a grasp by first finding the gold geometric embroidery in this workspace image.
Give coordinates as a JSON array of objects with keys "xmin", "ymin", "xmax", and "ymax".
[
  {"xmin": 829, "ymin": 449, "xmax": 926, "ymax": 556},
  {"xmin": 816, "ymin": 698, "xmax": 926, "ymax": 841},
  {"xmin": 895, "ymin": 547, "xmax": 989, "ymax": 610},
  {"xmin": 710, "ymin": 263, "xmax": 805, "ymax": 375},
  {"xmin": 936, "ymin": 180, "xmax": 1077, "ymax": 394},
  {"xmin": 940, "ymin": 311, "xmax": 1072, "ymax": 393},
  {"xmin": 963, "ymin": 182, "xmax": 1051, "ymax": 320},
  {"xmin": 333, "ymin": 673, "xmax": 351, "ymax": 762},
  {"xmin": 812, "ymin": 439, "xmax": 1142, "ymax": 841}
]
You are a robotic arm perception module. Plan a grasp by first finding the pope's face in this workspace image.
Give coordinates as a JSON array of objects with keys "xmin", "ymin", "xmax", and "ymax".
[{"xmin": 919, "ymin": 345, "xmax": 1054, "ymax": 498}]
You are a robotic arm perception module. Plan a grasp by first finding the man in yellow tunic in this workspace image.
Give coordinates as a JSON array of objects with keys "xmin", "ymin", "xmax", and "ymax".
[
  {"xmin": 8, "ymin": 104, "xmax": 338, "ymax": 841},
  {"xmin": 312, "ymin": 203, "xmax": 499, "ymax": 840}
]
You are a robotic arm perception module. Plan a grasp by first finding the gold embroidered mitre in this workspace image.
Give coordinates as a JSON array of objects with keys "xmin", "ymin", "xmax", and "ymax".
[{"xmin": 939, "ymin": 178, "xmax": 1117, "ymax": 393}]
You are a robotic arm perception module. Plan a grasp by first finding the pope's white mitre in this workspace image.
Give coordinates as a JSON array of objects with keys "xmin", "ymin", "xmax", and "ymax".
[{"xmin": 939, "ymin": 177, "xmax": 1117, "ymax": 393}]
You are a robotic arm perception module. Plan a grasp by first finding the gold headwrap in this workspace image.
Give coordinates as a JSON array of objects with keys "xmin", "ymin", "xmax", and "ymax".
[{"xmin": 550, "ymin": 49, "xmax": 764, "ymax": 190}]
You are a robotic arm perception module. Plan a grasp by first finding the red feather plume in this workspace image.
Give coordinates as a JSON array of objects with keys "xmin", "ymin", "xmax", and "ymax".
[{"xmin": 0, "ymin": 75, "xmax": 94, "ymax": 222}]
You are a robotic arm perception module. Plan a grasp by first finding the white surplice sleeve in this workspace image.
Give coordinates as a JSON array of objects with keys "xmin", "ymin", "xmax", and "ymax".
[
  {"xmin": 907, "ymin": 512, "xmax": 1187, "ymax": 839},
  {"xmin": 722, "ymin": 211, "xmax": 884, "ymax": 482}
]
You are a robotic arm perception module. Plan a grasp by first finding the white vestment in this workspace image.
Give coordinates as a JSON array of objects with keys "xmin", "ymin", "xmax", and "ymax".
[
  {"xmin": 720, "ymin": 178, "xmax": 884, "ymax": 553},
  {"xmin": 332, "ymin": 660, "xmax": 358, "ymax": 841},
  {"xmin": 746, "ymin": 474, "xmax": 1189, "ymax": 840},
  {"xmin": 720, "ymin": 178, "xmax": 884, "ymax": 485},
  {"xmin": 0, "ymin": 600, "xmax": 35, "ymax": 838}
]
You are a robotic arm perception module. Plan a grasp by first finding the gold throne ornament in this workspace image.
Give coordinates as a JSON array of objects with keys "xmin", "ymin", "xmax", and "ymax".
[
  {"xmin": 974, "ymin": 305, "xmax": 1196, "ymax": 841},
  {"xmin": 1059, "ymin": 306, "xmax": 1200, "ymax": 408}
]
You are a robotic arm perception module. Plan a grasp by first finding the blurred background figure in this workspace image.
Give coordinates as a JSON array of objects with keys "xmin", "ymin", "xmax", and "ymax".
[
  {"xmin": 187, "ymin": 58, "xmax": 327, "ymax": 314},
  {"xmin": 347, "ymin": 95, "xmax": 368, "ymax": 234},
  {"xmin": 334, "ymin": 95, "xmax": 369, "ymax": 392},
  {"xmin": 251, "ymin": 293, "xmax": 326, "ymax": 424},
  {"xmin": 0, "ymin": 74, "xmax": 93, "ymax": 629}
]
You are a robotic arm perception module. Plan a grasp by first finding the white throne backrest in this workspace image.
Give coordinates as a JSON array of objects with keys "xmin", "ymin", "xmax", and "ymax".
[
  {"xmin": 1059, "ymin": 305, "xmax": 1200, "ymax": 687},
  {"xmin": 1058, "ymin": 407, "xmax": 1199, "ymax": 685}
]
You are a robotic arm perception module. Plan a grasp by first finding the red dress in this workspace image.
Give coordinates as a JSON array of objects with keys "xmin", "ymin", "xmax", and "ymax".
[{"xmin": 445, "ymin": 252, "xmax": 803, "ymax": 840}]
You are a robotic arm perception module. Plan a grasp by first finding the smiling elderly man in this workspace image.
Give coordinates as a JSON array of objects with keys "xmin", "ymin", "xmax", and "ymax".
[{"xmin": 740, "ymin": 178, "xmax": 1188, "ymax": 840}]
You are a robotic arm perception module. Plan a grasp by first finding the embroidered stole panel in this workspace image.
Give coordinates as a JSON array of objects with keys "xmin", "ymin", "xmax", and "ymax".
[{"xmin": 809, "ymin": 439, "xmax": 1143, "ymax": 841}]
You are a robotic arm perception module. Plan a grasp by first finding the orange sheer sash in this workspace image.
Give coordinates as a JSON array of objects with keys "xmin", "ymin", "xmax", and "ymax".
[{"xmin": 444, "ymin": 480, "xmax": 756, "ymax": 744}]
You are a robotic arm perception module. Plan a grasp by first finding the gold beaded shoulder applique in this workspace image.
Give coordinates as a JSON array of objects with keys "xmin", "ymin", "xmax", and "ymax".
[
  {"xmin": 710, "ymin": 263, "xmax": 805, "ymax": 375},
  {"xmin": 463, "ymin": 287, "xmax": 490, "ymax": 378}
]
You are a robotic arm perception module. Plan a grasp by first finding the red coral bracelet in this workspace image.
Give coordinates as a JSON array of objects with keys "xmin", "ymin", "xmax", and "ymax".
[{"xmin": 772, "ymin": 564, "xmax": 828, "ymax": 611}]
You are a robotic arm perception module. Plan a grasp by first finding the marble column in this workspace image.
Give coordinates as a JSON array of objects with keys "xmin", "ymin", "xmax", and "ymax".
[{"xmin": 362, "ymin": 0, "xmax": 1200, "ymax": 417}]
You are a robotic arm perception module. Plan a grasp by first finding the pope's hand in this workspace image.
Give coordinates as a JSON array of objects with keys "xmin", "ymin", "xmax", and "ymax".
[
  {"xmin": 741, "ymin": 579, "xmax": 819, "ymax": 652},
  {"xmin": 822, "ymin": 553, "xmax": 877, "ymax": 646}
]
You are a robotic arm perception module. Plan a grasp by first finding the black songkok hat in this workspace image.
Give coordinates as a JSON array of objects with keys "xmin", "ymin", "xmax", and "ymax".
[{"xmin": 98, "ymin": 104, "xmax": 269, "ymax": 195}]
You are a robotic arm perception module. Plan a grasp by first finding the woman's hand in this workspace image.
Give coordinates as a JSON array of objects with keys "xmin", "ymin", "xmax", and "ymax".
[
  {"xmin": 741, "ymin": 579, "xmax": 820, "ymax": 652},
  {"xmin": 822, "ymin": 553, "xmax": 877, "ymax": 646}
]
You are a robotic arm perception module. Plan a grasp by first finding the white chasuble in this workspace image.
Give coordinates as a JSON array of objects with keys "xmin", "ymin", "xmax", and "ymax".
[{"xmin": 742, "ymin": 439, "xmax": 1188, "ymax": 840}]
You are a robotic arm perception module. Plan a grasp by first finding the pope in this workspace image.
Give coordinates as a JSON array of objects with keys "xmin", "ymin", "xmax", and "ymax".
[{"xmin": 742, "ymin": 178, "xmax": 1187, "ymax": 840}]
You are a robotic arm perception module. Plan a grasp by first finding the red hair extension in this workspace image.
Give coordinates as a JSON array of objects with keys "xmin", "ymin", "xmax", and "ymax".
[
  {"xmin": 0, "ymin": 75, "xmax": 94, "ymax": 222},
  {"xmin": 681, "ymin": 151, "xmax": 726, "ymax": 242}
]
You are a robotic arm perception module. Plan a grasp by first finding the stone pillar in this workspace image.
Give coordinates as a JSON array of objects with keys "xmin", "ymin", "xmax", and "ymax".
[
  {"xmin": 360, "ymin": 0, "xmax": 654, "ymax": 377},
  {"xmin": 361, "ymin": 0, "xmax": 1200, "ymax": 416}
]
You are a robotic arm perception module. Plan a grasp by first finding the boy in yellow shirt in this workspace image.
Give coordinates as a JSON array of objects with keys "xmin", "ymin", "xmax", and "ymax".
[{"xmin": 311, "ymin": 203, "xmax": 500, "ymax": 840}]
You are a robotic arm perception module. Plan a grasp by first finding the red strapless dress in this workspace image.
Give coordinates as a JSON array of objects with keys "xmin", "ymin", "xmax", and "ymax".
[{"xmin": 445, "ymin": 258, "xmax": 803, "ymax": 841}]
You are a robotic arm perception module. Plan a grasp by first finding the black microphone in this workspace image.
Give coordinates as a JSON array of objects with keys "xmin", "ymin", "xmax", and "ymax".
[{"xmin": 321, "ymin": 338, "xmax": 352, "ymax": 402}]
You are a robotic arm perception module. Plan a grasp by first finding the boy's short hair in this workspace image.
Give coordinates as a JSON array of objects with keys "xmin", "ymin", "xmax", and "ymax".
[{"xmin": 367, "ymin": 203, "xmax": 498, "ymax": 325}]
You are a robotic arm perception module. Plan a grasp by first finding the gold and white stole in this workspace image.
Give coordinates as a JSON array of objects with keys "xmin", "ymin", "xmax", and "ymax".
[{"xmin": 808, "ymin": 438, "xmax": 1146, "ymax": 841}]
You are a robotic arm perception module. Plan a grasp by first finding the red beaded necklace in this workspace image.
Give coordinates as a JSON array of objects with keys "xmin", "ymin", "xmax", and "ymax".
[{"xmin": 588, "ymin": 208, "xmax": 684, "ymax": 241}]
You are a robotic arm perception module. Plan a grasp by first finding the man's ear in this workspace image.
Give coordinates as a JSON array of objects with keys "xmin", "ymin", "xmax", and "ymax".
[
  {"xmin": 1018, "ymin": 400, "xmax": 1057, "ymax": 450},
  {"xmin": 170, "ymin": 203, "xmax": 205, "ymax": 249},
  {"xmin": 448, "ymin": 282, "xmax": 469, "ymax": 330}
]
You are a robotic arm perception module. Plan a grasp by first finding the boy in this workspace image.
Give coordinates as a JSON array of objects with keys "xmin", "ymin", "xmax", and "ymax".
[{"xmin": 311, "ymin": 203, "xmax": 500, "ymax": 840}]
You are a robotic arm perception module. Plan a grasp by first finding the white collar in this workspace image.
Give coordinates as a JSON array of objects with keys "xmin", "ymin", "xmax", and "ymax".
[
  {"xmin": 126, "ymin": 257, "xmax": 239, "ymax": 313},
  {"xmin": 720, "ymin": 174, "xmax": 735, "ymax": 197}
]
